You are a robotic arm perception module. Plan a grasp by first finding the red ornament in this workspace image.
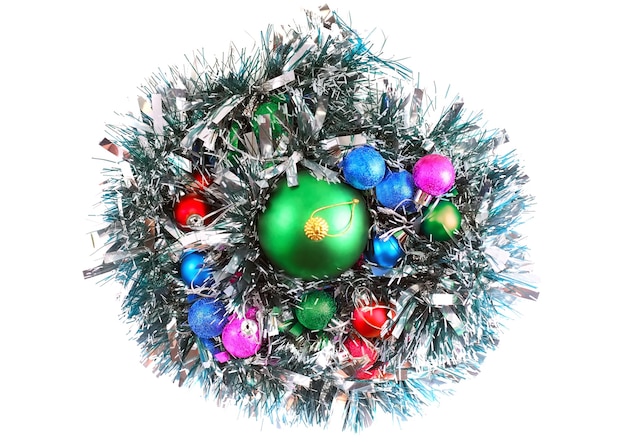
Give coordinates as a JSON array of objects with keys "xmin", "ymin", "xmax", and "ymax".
[
  {"xmin": 344, "ymin": 335, "xmax": 377, "ymax": 367},
  {"xmin": 191, "ymin": 170, "xmax": 213, "ymax": 191},
  {"xmin": 352, "ymin": 302, "xmax": 395, "ymax": 338},
  {"xmin": 173, "ymin": 194, "xmax": 211, "ymax": 229},
  {"xmin": 344, "ymin": 335, "xmax": 387, "ymax": 380}
]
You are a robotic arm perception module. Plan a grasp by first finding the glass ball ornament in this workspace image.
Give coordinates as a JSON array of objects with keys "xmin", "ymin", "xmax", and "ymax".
[
  {"xmin": 344, "ymin": 334, "xmax": 379, "ymax": 380},
  {"xmin": 341, "ymin": 145, "xmax": 387, "ymax": 190},
  {"xmin": 221, "ymin": 308, "xmax": 262, "ymax": 359},
  {"xmin": 187, "ymin": 298, "xmax": 228, "ymax": 339},
  {"xmin": 295, "ymin": 291, "xmax": 337, "ymax": 331},
  {"xmin": 229, "ymin": 121, "xmax": 241, "ymax": 148},
  {"xmin": 412, "ymin": 153, "xmax": 455, "ymax": 197},
  {"xmin": 180, "ymin": 250, "xmax": 213, "ymax": 288},
  {"xmin": 344, "ymin": 335, "xmax": 378, "ymax": 365},
  {"xmin": 375, "ymin": 170, "xmax": 415, "ymax": 210},
  {"xmin": 352, "ymin": 302, "xmax": 395, "ymax": 339},
  {"xmin": 173, "ymin": 193, "xmax": 210, "ymax": 229},
  {"xmin": 420, "ymin": 200, "xmax": 462, "ymax": 241},
  {"xmin": 257, "ymin": 170, "xmax": 370, "ymax": 280},
  {"xmin": 226, "ymin": 121, "xmax": 243, "ymax": 162},
  {"xmin": 251, "ymin": 99, "xmax": 286, "ymax": 138},
  {"xmin": 365, "ymin": 234, "xmax": 404, "ymax": 268},
  {"xmin": 191, "ymin": 170, "xmax": 213, "ymax": 191}
]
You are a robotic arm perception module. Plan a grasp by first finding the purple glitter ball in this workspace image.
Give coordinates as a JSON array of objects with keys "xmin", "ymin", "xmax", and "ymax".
[{"xmin": 412, "ymin": 154, "xmax": 456, "ymax": 196}]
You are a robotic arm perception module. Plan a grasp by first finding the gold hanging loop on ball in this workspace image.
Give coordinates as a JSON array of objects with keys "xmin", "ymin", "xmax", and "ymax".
[{"xmin": 304, "ymin": 199, "xmax": 360, "ymax": 241}]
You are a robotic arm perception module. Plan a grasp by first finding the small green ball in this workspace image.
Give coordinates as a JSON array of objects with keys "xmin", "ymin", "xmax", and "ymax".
[
  {"xmin": 295, "ymin": 291, "xmax": 337, "ymax": 331},
  {"xmin": 227, "ymin": 122, "xmax": 243, "ymax": 163},
  {"xmin": 229, "ymin": 121, "xmax": 241, "ymax": 148},
  {"xmin": 251, "ymin": 100, "xmax": 285, "ymax": 138},
  {"xmin": 420, "ymin": 200, "xmax": 462, "ymax": 241}
]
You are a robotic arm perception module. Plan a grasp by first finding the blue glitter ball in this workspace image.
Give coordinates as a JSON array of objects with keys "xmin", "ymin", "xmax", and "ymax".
[
  {"xmin": 375, "ymin": 170, "xmax": 415, "ymax": 210},
  {"xmin": 365, "ymin": 234, "xmax": 404, "ymax": 268},
  {"xmin": 341, "ymin": 145, "xmax": 386, "ymax": 190},
  {"xmin": 180, "ymin": 250, "xmax": 212, "ymax": 288},
  {"xmin": 188, "ymin": 298, "xmax": 228, "ymax": 339}
]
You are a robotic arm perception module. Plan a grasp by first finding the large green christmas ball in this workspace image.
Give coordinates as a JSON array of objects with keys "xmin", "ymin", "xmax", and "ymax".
[
  {"xmin": 257, "ymin": 171, "xmax": 370, "ymax": 280},
  {"xmin": 420, "ymin": 200, "xmax": 462, "ymax": 241}
]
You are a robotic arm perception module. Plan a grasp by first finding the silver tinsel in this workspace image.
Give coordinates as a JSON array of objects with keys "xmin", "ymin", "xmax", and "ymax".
[{"xmin": 85, "ymin": 4, "xmax": 538, "ymax": 432}]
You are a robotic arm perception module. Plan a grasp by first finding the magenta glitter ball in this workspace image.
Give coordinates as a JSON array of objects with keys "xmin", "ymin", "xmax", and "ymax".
[
  {"xmin": 412, "ymin": 154, "xmax": 456, "ymax": 196},
  {"xmin": 221, "ymin": 309, "xmax": 262, "ymax": 359}
]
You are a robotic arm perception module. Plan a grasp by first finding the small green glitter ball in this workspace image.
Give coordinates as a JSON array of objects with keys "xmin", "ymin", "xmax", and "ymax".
[{"xmin": 295, "ymin": 291, "xmax": 337, "ymax": 331}]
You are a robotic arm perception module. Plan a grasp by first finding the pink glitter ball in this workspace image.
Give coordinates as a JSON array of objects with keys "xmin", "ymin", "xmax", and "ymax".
[
  {"xmin": 412, "ymin": 153, "xmax": 456, "ymax": 196},
  {"xmin": 221, "ymin": 308, "xmax": 262, "ymax": 359}
]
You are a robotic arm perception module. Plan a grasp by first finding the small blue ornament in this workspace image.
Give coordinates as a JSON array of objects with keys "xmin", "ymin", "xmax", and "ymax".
[
  {"xmin": 180, "ymin": 250, "xmax": 212, "ymax": 288},
  {"xmin": 375, "ymin": 170, "xmax": 415, "ymax": 210},
  {"xmin": 341, "ymin": 145, "xmax": 386, "ymax": 190},
  {"xmin": 188, "ymin": 298, "xmax": 228, "ymax": 339},
  {"xmin": 199, "ymin": 337, "xmax": 220, "ymax": 355},
  {"xmin": 365, "ymin": 234, "xmax": 404, "ymax": 268}
]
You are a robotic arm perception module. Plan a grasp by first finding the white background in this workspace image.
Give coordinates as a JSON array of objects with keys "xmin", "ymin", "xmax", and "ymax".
[{"xmin": 1, "ymin": 0, "xmax": 624, "ymax": 441}]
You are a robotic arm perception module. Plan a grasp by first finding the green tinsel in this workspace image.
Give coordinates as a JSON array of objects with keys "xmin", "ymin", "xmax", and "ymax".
[{"xmin": 84, "ymin": 6, "xmax": 538, "ymax": 432}]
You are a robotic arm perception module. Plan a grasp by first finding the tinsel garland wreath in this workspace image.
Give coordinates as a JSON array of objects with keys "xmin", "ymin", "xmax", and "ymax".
[{"xmin": 84, "ymin": 5, "xmax": 539, "ymax": 432}]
